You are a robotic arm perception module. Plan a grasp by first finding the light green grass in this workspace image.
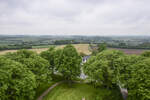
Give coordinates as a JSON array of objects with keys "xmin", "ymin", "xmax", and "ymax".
[
  {"xmin": 32, "ymin": 45, "xmax": 53, "ymax": 49},
  {"xmin": 43, "ymin": 83, "xmax": 123, "ymax": 100}
]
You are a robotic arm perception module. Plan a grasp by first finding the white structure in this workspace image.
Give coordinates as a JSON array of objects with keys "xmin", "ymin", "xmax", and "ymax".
[{"xmin": 119, "ymin": 85, "xmax": 128, "ymax": 100}]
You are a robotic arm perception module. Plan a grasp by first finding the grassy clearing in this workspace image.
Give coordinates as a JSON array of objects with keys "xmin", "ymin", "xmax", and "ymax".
[
  {"xmin": 43, "ymin": 83, "xmax": 123, "ymax": 100},
  {"xmin": 0, "ymin": 44, "xmax": 91, "ymax": 55}
]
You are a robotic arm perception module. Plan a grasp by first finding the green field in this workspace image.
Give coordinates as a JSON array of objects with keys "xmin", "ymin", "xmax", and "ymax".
[
  {"xmin": 43, "ymin": 83, "xmax": 123, "ymax": 100},
  {"xmin": 32, "ymin": 45, "xmax": 53, "ymax": 49}
]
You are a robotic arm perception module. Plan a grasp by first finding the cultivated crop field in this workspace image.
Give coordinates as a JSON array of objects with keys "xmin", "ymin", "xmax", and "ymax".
[{"xmin": 0, "ymin": 44, "xmax": 91, "ymax": 55}]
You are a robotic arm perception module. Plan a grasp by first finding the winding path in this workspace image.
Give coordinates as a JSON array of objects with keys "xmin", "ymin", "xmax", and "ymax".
[{"xmin": 37, "ymin": 81, "xmax": 64, "ymax": 100}]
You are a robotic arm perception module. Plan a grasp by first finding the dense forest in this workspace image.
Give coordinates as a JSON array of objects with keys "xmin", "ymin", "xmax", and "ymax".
[{"xmin": 0, "ymin": 44, "xmax": 150, "ymax": 100}]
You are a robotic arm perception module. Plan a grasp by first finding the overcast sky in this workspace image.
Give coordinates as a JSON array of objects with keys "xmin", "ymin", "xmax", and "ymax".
[{"xmin": 0, "ymin": 0, "xmax": 150, "ymax": 36}]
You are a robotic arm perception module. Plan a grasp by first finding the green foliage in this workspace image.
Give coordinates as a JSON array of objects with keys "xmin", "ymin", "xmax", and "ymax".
[
  {"xmin": 5, "ymin": 49, "xmax": 51, "ymax": 86},
  {"xmin": 114, "ymin": 55, "xmax": 150, "ymax": 100},
  {"xmin": 0, "ymin": 45, "xmax": 32, "ymax": 51},
  {"xmin": 97, "ymin": 43, "xmax": 107, "ymax": 52},
  {"xmin": 56, "ymin": 44, "xmax": 82, "ymax": 81},
  {"xmin": 1, "ymin": 43, "xmax": 150, "ymax": 100},
  {"xmin": 127, "ymin": 58, "xmax": 150, "ymax": 100},
  {"xmin": 84, "ymin": 50, "xmax": 124, "ymax": 88},
  {"xmin": 84, "ymin": 50, "xmax": 150, "ymax": 99},
  {"xmin": 40, "ymin": 46, "xmax": 56, "ymax": 74},
  {"xmin": 54, "ymin": 49, "xmax": 63, "ymax": 71},
  {"xmin": 0, "ymin": 56, "xmax": 36, "ymax": 100},
  {"xmin": 114, "ymin": 55, "xmax": 144, "ymax": 87},
  {"xmin": 54, "ymin": 40, "xmax": 79, "ymax": 45},
  {"xmin": 141, "ymin": 51, "xmax": 150, "ymax": 57},
  {"xmin": 91, "ymin": 43, "xmax": 107, "ymax": 55}
]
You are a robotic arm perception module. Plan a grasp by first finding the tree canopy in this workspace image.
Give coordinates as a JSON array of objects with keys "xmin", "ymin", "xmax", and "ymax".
[
  {"xmin": 127, "ymin": 58, "xmax": 150, "ymax": 100},
  {"xmin": 40, "ymin": 46, "xmax": 56, "ymax": 75},
  {"xmin": 56, "ymin": 44, "xmax": 82, "ymax": 81},
  {"xmin": 84, "ymin": 50, "xmax": 124, "ymax": 88},
  {"xmin": 5, "ymin": 50, "xmax": 51, "ymax": 86},
  {"xmin": 1, "ymin": 46, "xmax": 150, "ymax": 100},
  {"xmin": 0, "ymin": 56, "xmax": 36, "ymax": 100},
  {"xmin": 141, "ymin": 51, "xmax": 150, "ymax": 57},
  {"xmin": 84, "ymin": 50, "xmax": 150, "ymax": 99},
  {"xmin": 97, "ymin": 43, "xmax": 107, "ymax": 52},
  {"xmin": 114, "ymin": 55, "xmax": 150, "ymax": 100}
]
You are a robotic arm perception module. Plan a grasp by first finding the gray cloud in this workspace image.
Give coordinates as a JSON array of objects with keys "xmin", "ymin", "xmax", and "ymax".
[{"xmin": 0, "ymin": 0, "xmax": 150, "ymax": 36}]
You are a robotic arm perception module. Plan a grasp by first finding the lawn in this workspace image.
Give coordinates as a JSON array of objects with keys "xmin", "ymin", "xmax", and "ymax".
[
  {"xmin": 43, "ymin": 83, "xmax": 123, "ymax": 100},
  {"xmin": 35, "ymin": 74, "xmax": 65, "ymax": 100}
]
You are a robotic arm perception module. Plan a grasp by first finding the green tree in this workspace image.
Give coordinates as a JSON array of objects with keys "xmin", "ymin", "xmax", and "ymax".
[
  {"xmin": 40, "ymin": 46, "xmax": 56, "ymax": 75},
  {"xmin": 141, "ymin": 51, "xmax": 150, "ymax": 57},
  {"xmin": 56, "ymin": 45, "xmax": 82, "ymax": 82},
  {"xmin": 97, "ymin": 43, "xmax": 107, "ymax": 52},
  {"xmin": 0, "ymin": 56, "xmax": 36, "ymax": 100},
  {"xmin": 127, "ymin": 58, "xmax": 150, "ymax": 100},
  {"xmin": 114, "ymin": 55, "xmax": 144, "ymax": 87},
  {"xmin": 84, "ymin": 50, "xmax": 124, "ymax": 88},
  {"xmin": 5, "ymin": 50, "xmax": 51, "ymax": 86},
  {"xmin": 84, "ymin": 57, "xmax": 111, "ymax": 87},
  {"xmin": 114, "ymin": 55, "xmax": 150, "ymax": 100},
  {"xmin": 54, "ymin": 48, "xmax": 63, "ymax": 71}
]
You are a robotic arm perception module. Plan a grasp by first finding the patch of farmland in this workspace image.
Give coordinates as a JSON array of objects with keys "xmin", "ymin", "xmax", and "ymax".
[
  {"xmin": 0, "ymin": 44, "xmax": 91, "ymax": 55},
  {"xmin": 109, "ymin": 48, "xmax": 148, "ymax": 55}
]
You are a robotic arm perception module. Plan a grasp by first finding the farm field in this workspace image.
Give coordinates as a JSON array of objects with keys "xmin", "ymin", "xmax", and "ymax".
[
  {"xmin": 0, "ymin": 44, "xmax": 148, "ymax": 55},
  {"xmin": 43, "ymin": 83, "xmax": 123, "ymax": 100},
  {"xmin": 109, "ymin": 48, "xmax": 148, "ymax": 55},
  {"xmin": 0, "ymin": 44, "xmax": 91, "ymax": 55}
]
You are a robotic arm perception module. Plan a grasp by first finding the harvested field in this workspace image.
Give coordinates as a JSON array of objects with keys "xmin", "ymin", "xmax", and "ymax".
[
  {"xmin": 0, "ymin": 48, "xmax": 49, "ymax": 55},
  {"xmin": 0, "ymin": 44, "xmax": 91, "ymax": 55}
]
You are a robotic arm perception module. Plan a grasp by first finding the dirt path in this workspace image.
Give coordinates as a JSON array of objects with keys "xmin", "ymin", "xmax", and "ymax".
[{"xmin": 37, "ymin": 81, "xmax": 64, "ymax": 100}]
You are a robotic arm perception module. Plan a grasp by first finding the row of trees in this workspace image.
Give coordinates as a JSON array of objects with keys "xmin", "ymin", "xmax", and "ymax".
[
  {"xmin": 54, "ymin": 40, "xmax": 80, "ymax": 45},
  {"xmin": 83, "ymin": 48, "xmax": 150, "ymax": 100},
  {"xmin": 0, "ymin": 44, "xmax": 82, "ymax": 100},
  {"xmin": 0, "ymin": 45, "xmax": 32, "ymax": 51}
]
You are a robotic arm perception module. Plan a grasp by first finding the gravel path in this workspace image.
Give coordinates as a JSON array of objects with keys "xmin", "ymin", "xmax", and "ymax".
[{"xmin": 37, "ymin": 81, "xmax": 64, "ymax": 100}]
